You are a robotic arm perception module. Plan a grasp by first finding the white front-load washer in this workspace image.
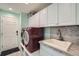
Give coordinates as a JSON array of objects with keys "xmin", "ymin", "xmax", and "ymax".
[
  {"xmin": 21, "ymin": 27, "xmax": 44, "ymax": 53},
  {"xmin": 21, "ymin": 29, "xmax": 29, "ymax": 46},
  {"xmin": 22, "ymin": 30, "xmax": 29, "ymax": 45}
]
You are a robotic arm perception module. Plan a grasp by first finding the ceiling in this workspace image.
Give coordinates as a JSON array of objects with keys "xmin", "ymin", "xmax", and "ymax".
[{"xmin": 0, "ymin": 3, "xmax": 51, "ymax": 13}]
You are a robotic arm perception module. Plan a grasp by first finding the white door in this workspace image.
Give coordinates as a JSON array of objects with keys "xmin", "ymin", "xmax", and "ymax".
[
  {"xmin": 0, "ymin": 16, "xmax": 3, "ymax": 54},
  {"xmin": 1, "ymin": 16, "xmax": 20, "ymax": 51}
]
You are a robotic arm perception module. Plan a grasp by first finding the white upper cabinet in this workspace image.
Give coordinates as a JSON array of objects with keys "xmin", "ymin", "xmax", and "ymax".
[
  {"xmin": 33, "ymin": 12, "xmax": 40, "ymax": 27},
  {"xmin": 58, "ymin": 3, "xmax": 76, "ymax": 26},
  {"xmin": 31, "ymin": 12, "xmax": 40, "ymax": 27},
  {"xmin": 48, "ymin": 4, "xmax": 58, "ymax": 26},
  {"xmin": 28, "ymin": 12, "xmax": 40, "ymax": 27},
  {"xmin": 77, "ymin": 4, "xmax": 79, "ymax": 24},
  {"xmin": 28, "ymin": 3, "xmax": 78, "ymax": 27},
  {"xmin": 39, "ymin": 7, "xmax": 48, "ymax": 27}
]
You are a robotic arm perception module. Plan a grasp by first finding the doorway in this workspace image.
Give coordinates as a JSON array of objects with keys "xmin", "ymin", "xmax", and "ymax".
[{"xmin": 0, "ymin": 15, "xmax": 21, "ymax": 55}]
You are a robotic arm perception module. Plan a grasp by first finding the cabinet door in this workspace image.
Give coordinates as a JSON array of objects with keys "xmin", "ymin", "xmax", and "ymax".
[
  {"xmin": 29, "ymin": 12, "xmax": 40, "ymax": 27},
  {"xmin": 77, "ymin": 4, "xmax": 79, "ymax": 24},
  {"xmin": 58, "ymin": 3, "xmax": 76, "ymax": 26},
  {"xmin": 40, "ymin": 7, "xmax": 48, "ymax": 27},
  {"xmin": 48, "ymin": 4, "xmax": 58, "ymax": 26},
  {"xmin": 33, "ymin": 12, "xmax": 40, "ymax": 27},
  {"xmin": 40, "ymin": 44, "xmax": 67, "ymax": 56}
]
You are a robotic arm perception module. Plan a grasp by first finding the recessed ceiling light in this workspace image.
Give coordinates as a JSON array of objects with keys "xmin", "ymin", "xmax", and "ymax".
[
  {"xmin": 25, "ymin": 3, "xmax": 29, "ymax": 5},
  {"xmin": 9, "ymin": 8, "xmax": 12, "ymax": 10}
]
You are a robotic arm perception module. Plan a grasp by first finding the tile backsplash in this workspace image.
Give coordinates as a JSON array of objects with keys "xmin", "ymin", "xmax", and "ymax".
[{"xmin": 44, "ymin": 25, "xmax": 79, "ymax": 45}]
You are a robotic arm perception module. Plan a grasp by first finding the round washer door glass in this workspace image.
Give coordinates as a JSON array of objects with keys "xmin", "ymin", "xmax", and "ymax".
[{"xmin": 22, "ymin": 31, "xmax": 29, "ymax": 45}]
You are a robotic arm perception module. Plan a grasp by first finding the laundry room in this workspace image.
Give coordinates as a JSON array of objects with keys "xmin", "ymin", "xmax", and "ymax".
[
  {"xmin": 0, "ymin": 3, "xmax": 79, "ymax": 56},
  {"xmin": 0, "ymin": 3, "xmax": 51, "ymax": 56}
]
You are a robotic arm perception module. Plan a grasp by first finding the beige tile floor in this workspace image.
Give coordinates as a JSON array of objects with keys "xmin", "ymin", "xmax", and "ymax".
[{"xmin": 7, "ymin": 50, "xmax": 40, "ymax": 56}]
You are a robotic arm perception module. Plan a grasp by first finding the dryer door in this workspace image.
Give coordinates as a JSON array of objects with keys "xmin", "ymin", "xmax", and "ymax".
[{"xmin": 22, "ymin": 31, "xmax": 29, "ymax": 45}]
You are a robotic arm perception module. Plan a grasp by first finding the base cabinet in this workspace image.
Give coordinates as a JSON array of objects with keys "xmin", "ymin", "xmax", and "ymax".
[{"xmin": 40, "ymin": 44, "xmax": 68, "ymax": 56}]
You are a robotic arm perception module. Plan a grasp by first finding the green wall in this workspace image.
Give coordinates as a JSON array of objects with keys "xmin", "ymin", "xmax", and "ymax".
[
  {"xmin": 0, "ymin": 9, "xmax": 29, "ymax": 28},
  {"xmin": 21, "ymin": 12, "xmax": 28, "ymax": 28},
  {"xmin": 0, "ymin": 9, "xmax": 20, "ymax": 20},
  {"xmin": 44, "ymin": 28, "xmax": 51, "ymax": 39}
]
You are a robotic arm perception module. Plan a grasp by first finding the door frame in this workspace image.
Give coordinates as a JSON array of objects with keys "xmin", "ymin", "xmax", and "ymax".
[{"xmin": 0, "ymin": 14, "xmax": 21, "ymax": 54}]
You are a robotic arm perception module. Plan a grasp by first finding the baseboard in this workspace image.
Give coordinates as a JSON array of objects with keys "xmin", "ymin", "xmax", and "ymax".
[{"xmin": 1, "ymin": 47, "xmax": 19, "ymax": 56}]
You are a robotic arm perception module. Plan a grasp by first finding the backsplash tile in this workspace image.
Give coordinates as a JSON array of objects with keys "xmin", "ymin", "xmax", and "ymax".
[
  {"xmin": 45, "ymin": 25, "xmax": 79, "ymax": 45},
  {"xmin": 44, "ymin": 28, "xmax": 50, "ymax": 39}
]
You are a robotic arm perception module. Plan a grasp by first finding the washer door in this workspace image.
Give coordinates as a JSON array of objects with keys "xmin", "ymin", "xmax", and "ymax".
[{"xmin": 22, "ymin": 31, "xmax": 29, "ymax": 45}]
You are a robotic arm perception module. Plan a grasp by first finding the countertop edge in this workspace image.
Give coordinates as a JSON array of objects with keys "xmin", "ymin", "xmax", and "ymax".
[{"xmin": 39, "ymin": 41, "xmax": 73, "ymax": 56}]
